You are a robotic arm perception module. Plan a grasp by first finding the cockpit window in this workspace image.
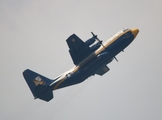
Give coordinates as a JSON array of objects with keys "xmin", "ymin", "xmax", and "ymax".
[{"xmin": 123, "ymin": 28, "xmax": 130, "ymax": 32}]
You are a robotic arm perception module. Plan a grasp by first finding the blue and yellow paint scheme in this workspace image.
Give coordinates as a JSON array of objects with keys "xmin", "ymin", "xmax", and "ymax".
[{"xmin": 23, "ymin": 28, "xmax": 139, "ymax": 102}]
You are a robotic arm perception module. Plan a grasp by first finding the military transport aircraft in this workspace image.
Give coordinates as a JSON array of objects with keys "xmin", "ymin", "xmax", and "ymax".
[{"xmin": 23, "ymin": 28, "xmax": 139, "ymax": 102}]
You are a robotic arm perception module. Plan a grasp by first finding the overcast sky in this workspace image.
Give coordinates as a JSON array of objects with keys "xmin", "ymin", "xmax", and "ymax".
[{"xmin": 1, "ymin": 0, "xmax": 162, "ymax": 120}]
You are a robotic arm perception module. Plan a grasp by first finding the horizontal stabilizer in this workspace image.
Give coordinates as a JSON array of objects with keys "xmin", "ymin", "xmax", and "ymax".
[{"xmin": 34, "ymin": 85, "xmax": 53, "ymax": 102}]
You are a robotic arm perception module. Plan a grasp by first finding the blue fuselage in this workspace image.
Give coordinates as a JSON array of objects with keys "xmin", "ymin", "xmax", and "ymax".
[{"xmin": 51, "ymin": 30, "xmax": 135, "ymax": 90}]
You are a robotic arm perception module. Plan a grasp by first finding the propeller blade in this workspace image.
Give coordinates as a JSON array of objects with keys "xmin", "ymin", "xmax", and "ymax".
[
  {"xmin": 91, "ymin": 32, "xmax": 95, "ymax": 36},
  {"xmin": 91, "ymin": 32, "xmax": 106, "ymax": 49},
  {"xmin": 91, "ymin": 32, "xmax": 97, "ymax": 39}
]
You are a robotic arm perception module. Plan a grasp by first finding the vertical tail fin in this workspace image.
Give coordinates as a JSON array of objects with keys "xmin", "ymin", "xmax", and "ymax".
[{"xmin": 23, "ymin": 69, "xmax": 54, "ymax": 102}]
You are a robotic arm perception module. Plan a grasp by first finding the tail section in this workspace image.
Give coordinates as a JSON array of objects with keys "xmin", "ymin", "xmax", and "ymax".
[{"xmin": 23, "ymin": 69, "xmax": 54, "ymax": 102}]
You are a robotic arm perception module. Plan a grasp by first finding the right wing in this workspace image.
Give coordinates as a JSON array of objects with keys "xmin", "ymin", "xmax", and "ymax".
[
  {"xmin": 95, "ymin": 65, "xmax": 110, "ymax": 76},
  {"xmin": 66, "ymin": 34, "xmax": 91, "ymax": 65}
]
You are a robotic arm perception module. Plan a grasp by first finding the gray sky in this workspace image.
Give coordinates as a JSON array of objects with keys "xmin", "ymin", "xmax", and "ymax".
[{"xmin": 1, "ymin": 0, "xmax": 162, "ymax": 120}]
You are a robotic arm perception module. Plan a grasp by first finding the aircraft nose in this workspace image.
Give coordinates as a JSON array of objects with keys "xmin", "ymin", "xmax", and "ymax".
[{"xmin": 131, "ymin": 28, "xmax": 139, "ymax": 38}]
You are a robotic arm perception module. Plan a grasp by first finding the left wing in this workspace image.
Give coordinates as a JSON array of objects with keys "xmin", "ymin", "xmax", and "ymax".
[{"xmin": 66, "ymin": 34, "xmax": 91, "ymax": 65}]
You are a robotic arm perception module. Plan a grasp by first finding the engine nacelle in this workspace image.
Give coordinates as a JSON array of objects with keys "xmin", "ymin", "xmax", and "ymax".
[
  {"xmin": 90, "ymin": 42, "xmax": 101, "ymax": 52},
  {"xmin": 85, "ymin": 38, "xmax": 96, "ymax": 46},
  {"xmin": 97, "ymin": 52, "xmax": 108, "ymax": 57}
]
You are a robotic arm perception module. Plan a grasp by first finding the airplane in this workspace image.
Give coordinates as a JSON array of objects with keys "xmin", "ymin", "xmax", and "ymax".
[{"xmin": 23, "ymin": 28, "xmax": 139, "ymax": 102}]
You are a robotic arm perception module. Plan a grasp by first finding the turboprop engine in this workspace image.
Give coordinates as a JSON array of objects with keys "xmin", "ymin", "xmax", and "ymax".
[
  {"xmin": 85, "ymin": 37, "xmax": 96, "ymax": 46},
  {"xmin": 90, "ymin": 42, "xmax": 101, "ymax": 52}
]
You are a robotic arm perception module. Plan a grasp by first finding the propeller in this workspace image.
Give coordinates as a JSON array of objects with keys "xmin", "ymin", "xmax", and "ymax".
[
  {"xmin": 91, "ymin": 32, "xmax": 119, "ymax": 62},
  {"xmin": 91, "ymin": 32, "xmax": 106, "ymax": 49}
]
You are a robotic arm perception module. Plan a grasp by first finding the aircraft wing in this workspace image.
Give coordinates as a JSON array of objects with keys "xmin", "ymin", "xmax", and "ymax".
[
  {"xmin": 95, "ymin": 65, "xmax": 110, "ymax": 76},
  {"xmin": 66, "ymin": 34, "xmax": 91, "ymax": 65}
]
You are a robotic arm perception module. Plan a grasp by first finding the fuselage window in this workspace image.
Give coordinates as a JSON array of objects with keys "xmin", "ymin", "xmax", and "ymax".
[{"xmin": 123, "ymin": 29, "xmax": 129, "ymax": 32}]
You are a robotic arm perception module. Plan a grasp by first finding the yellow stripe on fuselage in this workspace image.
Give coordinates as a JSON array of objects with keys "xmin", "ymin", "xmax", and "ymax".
[
  {"xmin": 53, "ymin": 77, "xmax": 65, "ymax": 90},
  {"xmin": 95, "ymin": 29, "xmax": 129, "ymax": 55},
  {"xmin": 77, "ymin": 29, "xmax": 130, "ymax": 68},
  {"xmin": 53, "ymin": 29, "xmax": 131, "ymax": 90}
]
